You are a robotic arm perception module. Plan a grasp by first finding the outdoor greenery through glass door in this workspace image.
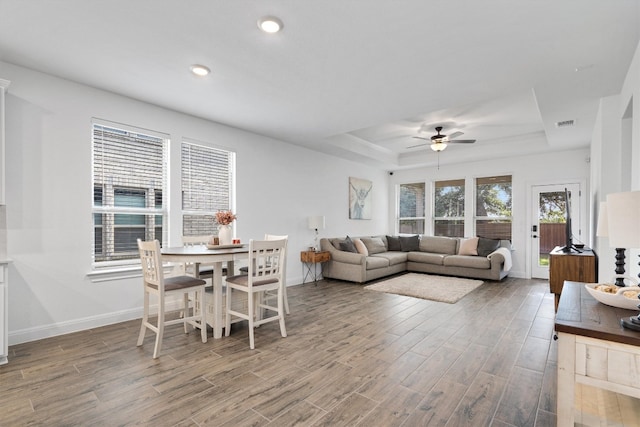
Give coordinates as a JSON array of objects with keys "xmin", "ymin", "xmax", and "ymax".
[{"xmin": 537, "ymin": 191, "xmax": 567, "ymax": 266}]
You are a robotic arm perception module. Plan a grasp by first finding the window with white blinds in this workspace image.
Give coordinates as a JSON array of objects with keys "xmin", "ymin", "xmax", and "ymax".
[
  {"xmin": 92, "ymin": 121, "xmax": 168, "ymax": 265},
  {"xmin": 181, "ymin": 141, "xmax": 235, "ymax": 236}
]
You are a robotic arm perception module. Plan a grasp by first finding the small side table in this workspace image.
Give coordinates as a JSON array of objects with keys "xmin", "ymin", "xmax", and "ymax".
[{"xmin": 301, "ymin": 250, "xmax": 330, "ymax": 285}]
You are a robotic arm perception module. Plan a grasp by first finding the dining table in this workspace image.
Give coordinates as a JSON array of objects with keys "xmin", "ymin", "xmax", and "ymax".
[{"xmin": 161, "ymin": 244, "xmax": 249, "ymax": 339}]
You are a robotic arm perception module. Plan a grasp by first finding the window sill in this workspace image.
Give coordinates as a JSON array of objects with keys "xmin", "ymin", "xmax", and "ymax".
[{"xmin": 86, "ymin": 266, "xmax": 142, "ymax": 283}]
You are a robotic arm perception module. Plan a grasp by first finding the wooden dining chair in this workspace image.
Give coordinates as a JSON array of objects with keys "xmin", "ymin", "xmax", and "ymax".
[
  {"xmin": 137, "ymin": 239, "xmax": 207, "ymax": 358},
  {"xmin": 181, "ymin": 235, "xmax": 222, "ymax": 281},
  {"xmin": 263, "ymin": 234, "xmax": 289, "ymax": 314},
  {"xmin": 239, "ymin": 234, "xmax": 290, "ymax": 314},
  {"xmin": 225, "ymin": 239, "xmax": 287, "ymax": 349}
]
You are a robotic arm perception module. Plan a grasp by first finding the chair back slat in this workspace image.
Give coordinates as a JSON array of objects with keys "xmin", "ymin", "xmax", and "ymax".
[
  {"xmin": 265, "ymin": 234, "xmax": 288, "ymax": 280},
  {"xmin": 248, "ymin": 239, "xmax": 286, "ymax": 285},
  {"xmin": 137, "ymin": 239, "xmax": 164, "ymax": 290}
]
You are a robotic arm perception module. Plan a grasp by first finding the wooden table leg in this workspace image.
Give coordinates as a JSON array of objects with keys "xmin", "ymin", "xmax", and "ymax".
[{"xmin": 212, "ymin": 261, "xmax": 224, "ymax": 339}]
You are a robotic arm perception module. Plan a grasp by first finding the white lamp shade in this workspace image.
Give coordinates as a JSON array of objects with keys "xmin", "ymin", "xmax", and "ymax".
[
  {"xmin": 606, "ymin": 191, "xmax": 640, "ymax": 248},
  {"xmin": 596, "ymin": 201, "xmax": 608, "ymax": 237},
  {"xmin": 308, "ymin": 216, "xmax": 325, "ymax": 230}
]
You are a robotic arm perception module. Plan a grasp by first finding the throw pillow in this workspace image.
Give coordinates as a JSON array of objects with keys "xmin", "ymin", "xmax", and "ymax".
[
  {"xmin": 458, "ymin": 237, "xmax": 479, "ymax": 256},
  {"xmin": 386, "ymin": 235, "xmax": 402, "ymax": 251},
  {"xmin": 339, "ymin": 236, "xmax": 358, "ymax": 253},
  {"xmin": 477, "ymin": 237, "xmax": 501, "ymax": 257},
  {"xmin": 353, "ymin": 238, "xmax": 369, "ymax": 255},
  {"xmin": 361, "ymin": 237, "xmax": 387, "ymax": 254},
  {"xmin": 399, "ymin": 235, "xmax": 420, "ymax": 252}
]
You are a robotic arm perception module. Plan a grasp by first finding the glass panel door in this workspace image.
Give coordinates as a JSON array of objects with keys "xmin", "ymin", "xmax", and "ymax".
[{"xmin": 531, "ymin": 183, "xmax": 580, "ymax": 279}]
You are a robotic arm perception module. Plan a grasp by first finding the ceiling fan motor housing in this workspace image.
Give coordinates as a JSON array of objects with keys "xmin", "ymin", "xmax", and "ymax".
[{"xmin": 432, "ymin": 126, "xmax": 446, "ymax": 141}]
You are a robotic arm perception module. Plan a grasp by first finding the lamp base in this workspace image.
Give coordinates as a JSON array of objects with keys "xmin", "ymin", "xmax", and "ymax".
[
  {"xmin": 621, "ymin": 316, "xmax": 640, "ymax": 331},
  {"xmin": 614, "ymin": 247, "xmax": 626, "ymax": 286}
]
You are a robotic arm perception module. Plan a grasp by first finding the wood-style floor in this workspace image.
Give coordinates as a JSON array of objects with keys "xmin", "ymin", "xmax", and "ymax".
[{"xmin": 0, "ymin": 275, "xmax": 638, "ymax": 426}]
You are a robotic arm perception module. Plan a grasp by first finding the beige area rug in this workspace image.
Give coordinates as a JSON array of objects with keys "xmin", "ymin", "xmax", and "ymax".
[{"xmin": 365, "ymin": 273, "xmax": 484, "ymax": 304}]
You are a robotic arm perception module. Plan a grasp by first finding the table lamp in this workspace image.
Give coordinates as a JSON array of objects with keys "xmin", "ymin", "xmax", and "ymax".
[
  {"xmin": 308, "ymin": 215, "xmax": 325, "ymax": 251},
  {"xmin": 606, "ymin": 191, "xmax": 640, "ymax": 331},
  {"xmin": 596, "ymin": 201, "xmax": 626, "ymax": 286}
]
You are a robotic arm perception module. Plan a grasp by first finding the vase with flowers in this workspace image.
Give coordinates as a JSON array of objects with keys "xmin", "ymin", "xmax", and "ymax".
[{"xmin": 215, "ymin": 210, "xmax": 237, "ymax": 245}]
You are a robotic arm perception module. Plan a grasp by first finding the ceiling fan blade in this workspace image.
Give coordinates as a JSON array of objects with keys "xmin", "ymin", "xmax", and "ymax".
[
  {"xmin": 449, "ymin": 139, "xmax": 476, "ymax": 144},
  {"xmin": 408, "ymin": 135, "xmax": 432, "ymax": 148},
  {"xmin": 448, "ymin": 131, "xmax": 464, "ymax": 139},
  {"xmin": 407, "ymin": 142, "xmax": 429, "ymax": 149}
]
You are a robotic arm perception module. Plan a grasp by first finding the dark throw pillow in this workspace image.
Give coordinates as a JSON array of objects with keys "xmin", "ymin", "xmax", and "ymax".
[
  {"xmin": 339, "ymin": 236, "xmax": 358, "ymax": 253},
  {"xmin": 399, "ymin": 235, "xmax": 420, "ymax": 252},
  {"xmin": 386, "ymin": 235, "xmax": 402, "ymax": 251},
  {"xmin": 477, "ymin": 237, "xmax": 501, "ymax": 257}
]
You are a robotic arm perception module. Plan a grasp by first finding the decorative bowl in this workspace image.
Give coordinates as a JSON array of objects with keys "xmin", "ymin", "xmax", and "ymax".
[{"xmin": 584, "ymin": 283, "xmax": 640, "ymax": 310}]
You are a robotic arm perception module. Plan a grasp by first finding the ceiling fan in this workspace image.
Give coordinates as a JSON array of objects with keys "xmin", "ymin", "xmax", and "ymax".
[{"xmin": 408, "ymin": 126, "xmax": 476, "ymax": 152}]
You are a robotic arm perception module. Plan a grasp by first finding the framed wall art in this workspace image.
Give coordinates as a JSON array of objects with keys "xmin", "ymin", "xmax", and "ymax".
[{"xmin": 349, "ymin": 177, "xmax": 372, "ymax": 220}]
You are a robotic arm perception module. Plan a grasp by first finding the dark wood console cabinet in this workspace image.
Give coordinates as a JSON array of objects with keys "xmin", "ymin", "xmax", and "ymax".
[{"xmin": 549, "ymin": 246, "xmax": 598, "ymax": 310}]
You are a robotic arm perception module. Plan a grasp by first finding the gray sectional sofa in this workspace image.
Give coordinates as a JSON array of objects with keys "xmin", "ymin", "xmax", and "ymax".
[{"xmin": 319, "ymin": 235, "xmax": 512, "ymax": 283}]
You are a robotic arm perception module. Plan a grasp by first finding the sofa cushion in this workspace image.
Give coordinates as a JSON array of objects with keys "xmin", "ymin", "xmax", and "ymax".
[
  {"xmin": 353, "ymin": 238, "xmax": 369, "ymax": 255},
  {"xmin": 339, "ymin": 236, "xmax": 358, "ymax": 253},
  {"xmin": 419, "ymin": 236, "xmax": 458, "ymax": 255},
  {"xmin": 444, "ymin": 255, "xmax": 491, "ymax": 269},
  {"xmin": 400, "ymin": 235, "xmax": 420, "ymax": 251},
  {"xmin": 366, "ymin": 256, "xmax": 390, "ymax": 269},
  {"xmin": 386, "ymin": 235, "xmax": 402, "ymax": 251},
  {"xmin": 477, "ymin": 237, "xmax": 501, "ymax": 257},
  {"xmin": 361, "ymin": 237, "xmax": 387, "ymax": 254},
  {"xmin": 371, "ymin": 251, "xmax": 408, "ymax": 266},
  {"xmin": 329, "ymin": 238, "xmax": 342, "ymax": 250},
  {"xmin": 458, "ymin": 237, "xmax": 479, "ymax": 256},
  {"xmin": 407, "ymin": 251, "xmax": 447, "ymax": 265}
]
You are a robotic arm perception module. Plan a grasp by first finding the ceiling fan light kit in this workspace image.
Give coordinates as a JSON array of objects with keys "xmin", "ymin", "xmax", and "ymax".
[{"xmin": 431, "ymin": 142, "xmax": 447, "ymax": 152}]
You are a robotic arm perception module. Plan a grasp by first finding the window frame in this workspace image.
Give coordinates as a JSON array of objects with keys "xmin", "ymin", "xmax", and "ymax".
[
  {"xmin": 397, "ymin": 182, "xmax": 426, "ymax": 235},
  {"xmin": 91, "ymin": 119, "xmax": 168, "ymax": 269},
  {"xmin": 433, "ymin": 178, "xmax": 465, "ymax": 238},
  {"xmin": 474, "ymin": 174, "xmax": 513, "ymax": 240}
]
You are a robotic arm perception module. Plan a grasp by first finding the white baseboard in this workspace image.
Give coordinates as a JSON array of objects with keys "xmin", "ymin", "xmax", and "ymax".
[
  {"xmin": 10, "ymin": 278, "xmax": 329, "ymax": 346},
  {"xmin": 8, "ymin": 299, "xmax": 185, "ymax": 346}
]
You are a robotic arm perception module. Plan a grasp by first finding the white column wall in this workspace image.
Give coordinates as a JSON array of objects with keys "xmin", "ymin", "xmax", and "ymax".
[{"xmin": 592, "ymin": 41, "xmax": 640, "ymax": 281}]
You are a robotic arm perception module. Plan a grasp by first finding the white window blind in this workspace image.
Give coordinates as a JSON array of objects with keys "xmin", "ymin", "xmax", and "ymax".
[
  {"xmin": 92, "ymin": 121, "xmax": 168, "ymax": 266},
  {"xmin": 181, "ymin": 141, "xmax": 234, "ymax": 236}
]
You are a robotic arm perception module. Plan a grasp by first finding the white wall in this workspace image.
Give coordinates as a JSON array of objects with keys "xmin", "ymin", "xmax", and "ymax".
[
  {"xmin": 591, "ymin": 40, "xmax": 640, "ymax": 282},
  {"xmin": 0, "ymin": 61, "xmax": 389, "ymax": 344},
  {"xmin": 388, "ymin": 148, "xmax": 592, "ymax": 279}
]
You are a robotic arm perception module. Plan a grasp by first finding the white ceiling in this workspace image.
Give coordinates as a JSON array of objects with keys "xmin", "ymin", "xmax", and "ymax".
[{"xmin": 1, "ymin": 1, "xmax": 638, "ymax": 170}]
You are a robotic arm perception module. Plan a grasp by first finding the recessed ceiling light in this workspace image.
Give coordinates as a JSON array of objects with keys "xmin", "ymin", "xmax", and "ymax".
[
  {"xmin": 258, "ymin": 16, "xmax": 283, "ymax": 33},
  {"xmin": 190, "ymin": 64, "xmax": 210, "ymax": 77}
]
